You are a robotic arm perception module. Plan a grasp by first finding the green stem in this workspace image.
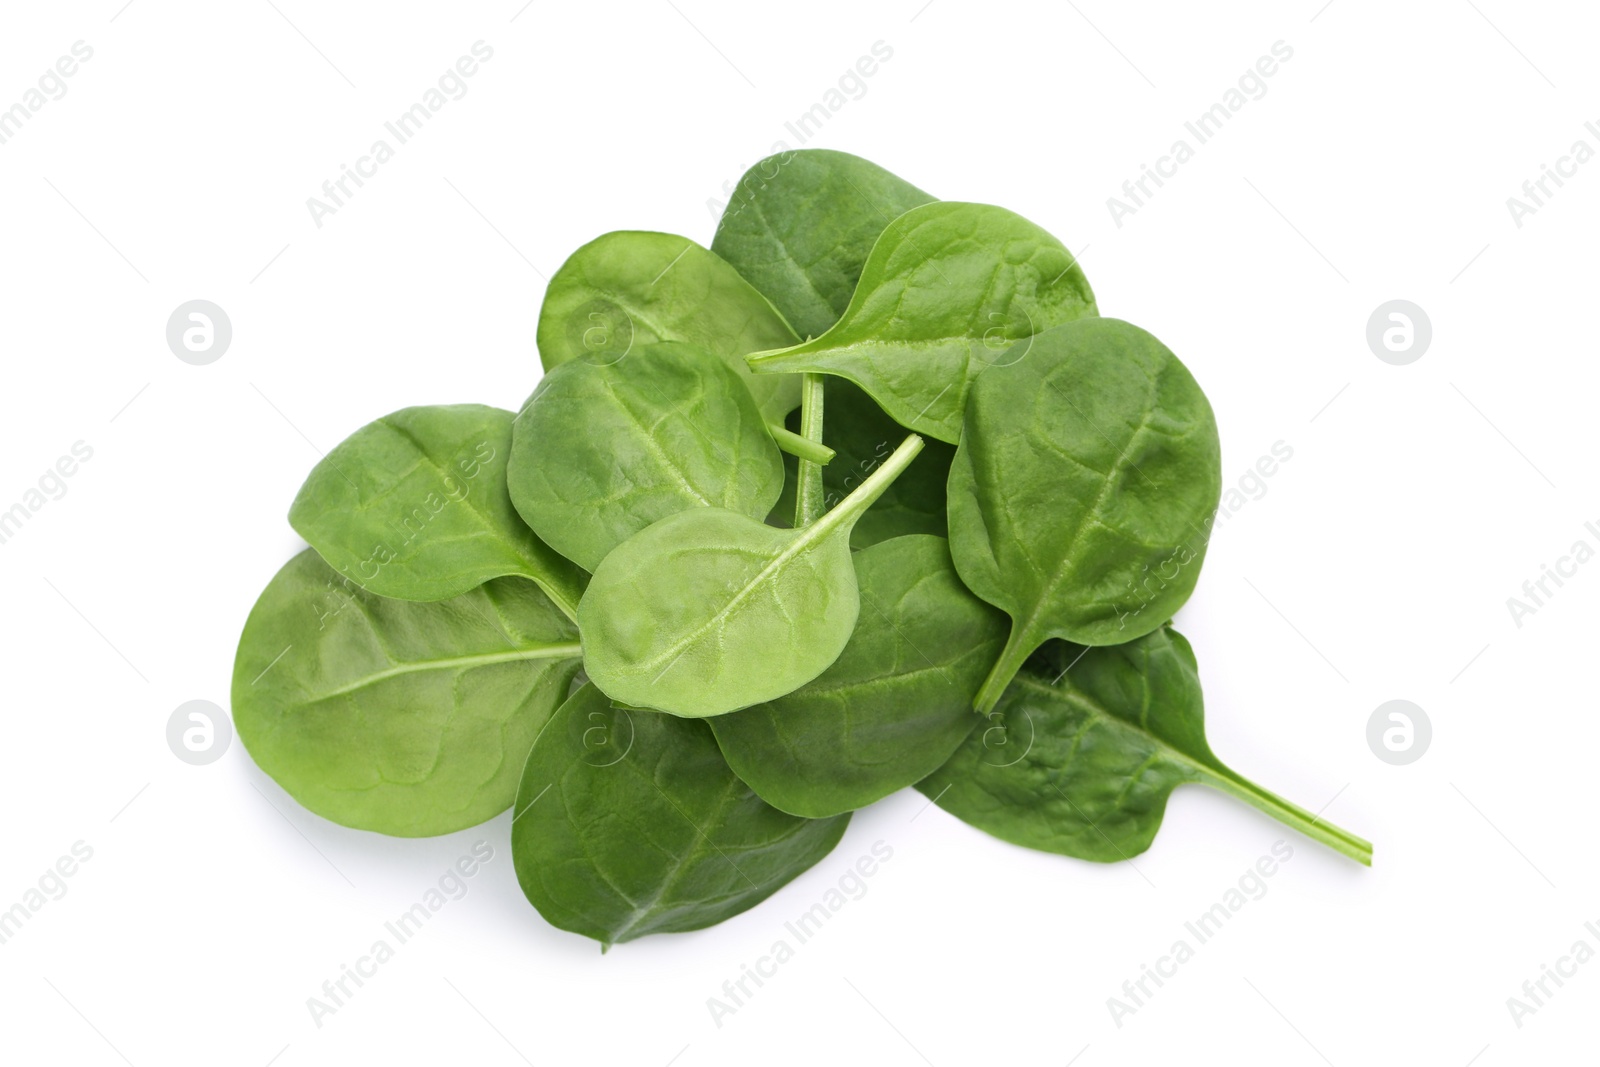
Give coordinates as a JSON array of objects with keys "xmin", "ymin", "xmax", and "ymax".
[
  {"xmin": 974, "ymin": 625, "xmax": 1035, "ymax": 715},
  {"xmin": 747, "ymin": 345, "xmax": 810, "ymax": 374},
  {"xmin": 793, "ymin": 373, "xmax": 827, "ymax": 528},
  {"xmin": 768, "ymin": 422, "xmax": 835, "ymax": 466},
  {"xmin": 807, "ymin": 434, "xmax": 923, "ymax": 545},
  {"xmin": 1199, "ymin": 768, "xmax": 1373, "ymax": 866}
]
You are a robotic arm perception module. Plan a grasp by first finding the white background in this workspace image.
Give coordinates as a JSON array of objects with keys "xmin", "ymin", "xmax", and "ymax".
[{"xmin": 1, "ymin": 1, "xmax": 1595, "ymax": 1064}]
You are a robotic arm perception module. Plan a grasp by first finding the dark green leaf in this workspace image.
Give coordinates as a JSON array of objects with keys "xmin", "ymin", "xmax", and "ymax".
[
  {"xmin": 918, "ymin": 628, "xmax": 1372, "ymax": 864},
  {"xmin": 711, "ymin": 149, "xmax": 935, "ymax": 340},
  {"xmin": 948, "ymin": 317, "xmax": 1222, "ymax": 712},
  {"xmin": 512, "ymin": 683, "xmax": 850, "ymax": 947}
]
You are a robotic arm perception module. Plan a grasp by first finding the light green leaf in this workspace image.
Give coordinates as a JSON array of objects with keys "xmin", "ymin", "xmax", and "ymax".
[
  {"xmin": 537, "ymin": 231, "xmax": 803, "ymax": 422},
  {"xmin": 233, "ymin": 550, "xmax": 581, "ymax": 837},
  {"xmin": 508, "ymin": 342, "xmax": 785, "ymax": 572},
  {"xmin": 579, "ymin": 435, "xmax": 926, "ymax": 717},
  {"xmin": 289, "ymin": 405, "xmax": 586, "ymax": 620}
]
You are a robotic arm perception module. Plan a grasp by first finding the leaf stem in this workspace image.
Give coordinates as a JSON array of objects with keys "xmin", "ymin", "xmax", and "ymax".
[
  {"xmin": 768, "ymin": 422, "xmax": 835, "ymax": 466},
  {"xmin": 1199, "ymin": 768, "xmax": 1373, "ymax": 866},
  {"xmin": 807, "ymin": 434, "xmax": 924, "ymax": 546},
  {"xmin": 793, "ymin": 373, "xmax": 827, "ymax": 528},
  {"xmin": 746, "ymin": 344, "xmax": 811, "ymax": 374},
  {"xmin": 973, "ymin": 625, "xmax": 1035, "ymax": 714}
]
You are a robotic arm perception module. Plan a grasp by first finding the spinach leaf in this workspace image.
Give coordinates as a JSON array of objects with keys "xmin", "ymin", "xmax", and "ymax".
[
  {"xmin": 579, "ymin": 435, "xmax": 926, "ymax": 717},
  {"xmin": 710, "ymin": 535, "xmax": 1006, "ymax": 818},
  {"xmin": 288, "ymin": 404, "xmax": 587, "ymax": 620},
  {"xmin": 746, "ymin": 201, "xmax": 1096, "ymax": 443},
  {"xmin": 507, "ymin": 342, "xmax": 785, "ymax": 572},
  {"xmin": 536, "ymin": 230, "xmax": 803, "ymax": 424},
  {"xmin": 232, "ymin": 550, "xmax": 581, "ymax": 837},
  {"xmin": 948, "ymin": 317, "xmax": 1222, "ymax": 712},
  {"xmin": 917, "ymin": 628, "xmax": 1372, "ymax": 865},
  {"xmin": 512, "ymin": 682, "xmax": 849, "ymax": 948},
  {"xmin": 711, "ymin": 149, "xmax": 935, "ymax": 340}
]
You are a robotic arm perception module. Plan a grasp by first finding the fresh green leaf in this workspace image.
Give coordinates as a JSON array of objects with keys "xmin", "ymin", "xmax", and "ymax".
[
  {"xmin": 746, "ymin": 202, "xmax": 1096, "ymax": 442},
  {"xmin": 508, "ymin": 342, "xmax": 785, "ymax": 572},
  {"xmin": 917, "ymin": 628, "xmax": 1372, "ymax": 865},
  {"xmin": 948, "ymin": 317, "xmax": 1222, "ymax": 712},
  {"xmin": 512, "ymin": 682, "xmax": 850, "ymax": 947},
  {"xmin": 711, "ymin": 148, "xmax": 935, "ymax": 340},
  {"xmin": 288, "ymin": 404, "xmax": 586, "ymax": 620},
  {"xmin": 579, "ymin": 435, "xmax": 926, "ymax": 717},
  {"xmin": 711, "ymin": 535, "xmax": 1006, "ymax": 818},
  {"xmin": 536, "ymin": 230, "xmax": 803, "ymax": 423},
  {"xmin": 232, "ymin": 550, "xmax": 581, "ymax": 837}
]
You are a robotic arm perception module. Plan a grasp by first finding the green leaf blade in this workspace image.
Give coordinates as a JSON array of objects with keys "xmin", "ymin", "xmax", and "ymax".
[
  {"xmin": 579, "ymin": 435, "xmax": 925, "ymax": 717},
  {"xmin": 233, "ymin": 550, "xmax": 581, "ymax": 837},
  {"xmin": 711, "ymin": 535, "xmax": 1007, "ymax": 818},
  {"xmin": 288, "ymin": 404, "xmax": 586, "ymax": 618},
  {"xmin": 747, "ymin": 202, "xmax": 1097, "ymax": 442},
  {"xmin": 508, "ymin": 342, "xmax": 786, "ymax": 572},
  {"xmin": 512, "ymin": 684, "xmax": 850, "ymax": 947},
  {"xmin": 536, "ymin": 231, "xmax": 803, "ymax": 422},
  {"xmin": 918, "ymin": 629, "xmax": 1372, "ymax": 865},
  {"xmin": 711, "ymin": 149, "xmax": 936, "ymax": 340},
  {"xmin": 948, "ymin": 317, "xmax": 1223, "ymax": 711},
  {"xmin": 578, "ymin": 509, "xmax": 860, "ymax": 717}
]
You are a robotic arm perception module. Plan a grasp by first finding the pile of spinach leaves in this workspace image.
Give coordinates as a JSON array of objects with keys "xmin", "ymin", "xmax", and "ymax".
[{"xmin": 233, "ymin": 149, "xmax": 1370, "ymax": 950}]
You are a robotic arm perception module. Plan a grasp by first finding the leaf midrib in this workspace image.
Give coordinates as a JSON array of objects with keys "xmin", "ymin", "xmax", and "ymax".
[
  {"xmin": 315, "ymin": 644, "xmax": 583, "ymax": 700},
  {"xmin": 599, "ymin": 377, "xmax": 717, "ymax": 508},
  {"xmin": 1011, "ymin": 674, "xmax": 1217, "ymax": 784},
  {"xmin": 605, "ymin": 768, "xmax": 747, "ymax": 944},
  {"xmin": 634, "ymin": 490, "xmax": 850, "ymax": 675},
  {"xmin": 1003, "ymin": 383, "xmax": 1158, "ymax": 643}
]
